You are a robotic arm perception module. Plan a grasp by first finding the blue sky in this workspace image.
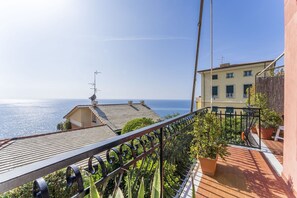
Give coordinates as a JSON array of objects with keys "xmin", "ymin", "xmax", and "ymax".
[{"xmin": 0, "ymin": 0, "xmax": 284, "ymax": 100}]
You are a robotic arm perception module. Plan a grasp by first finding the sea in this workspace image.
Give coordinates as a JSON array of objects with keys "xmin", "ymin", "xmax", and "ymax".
[{"xmin": 0, "ymin": 99, "xmax": 191, "ymax": 139}]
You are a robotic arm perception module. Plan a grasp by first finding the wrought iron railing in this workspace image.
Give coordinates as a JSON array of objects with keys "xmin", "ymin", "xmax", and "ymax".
[
  {"xmin": 0, "ymin": 107, "xmax": 260, "ymax": 198},
  {"xmin": 0, "ymin": 108, "xmax": 207, "ymax": 198},
  {"xmin": 211, "ymin": 107, "xmax": 261, "ymax": 148}
]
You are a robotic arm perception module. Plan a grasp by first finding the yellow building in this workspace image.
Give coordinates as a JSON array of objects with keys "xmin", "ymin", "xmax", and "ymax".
[{"xmin": 197, "ymin": 60, "xmax": 274, "ymax": 112}]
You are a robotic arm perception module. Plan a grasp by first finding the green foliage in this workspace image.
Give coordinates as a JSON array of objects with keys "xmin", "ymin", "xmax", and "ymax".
[
  {"xmin": 261, "ymin": 109, "xmax": 282, "ymax": 128},
  {"xmin": 57, "ymin": 119, "xmax": 72, "ymax": 131},
  {"xmin": 1, "ymin": 169, "xmax": 76, "ymax": 198},
  {"xmin": 121, "ymin": 118, "xmax": 155, "ymax": 134},
  {"xmin": 57, "ymin": 122, "xmax": 63, "ymax": 130},
  {"xmin": 163, "ymin": 113, "xmax": 180, "ymax": 119},
  {"xmin": 190, "ymin": 112, "xmax": 229, "ymax": 160},
  {"xmin": 138, "ymin": 178, "xmax": 145, "ymax": 198},
  {"xmin": 89, "ymin": 175, "xmax": 100, "ymax": 198},
  {"xmin": 127, "ymin": 173, "xmax": 132, "ymax": 198},
  {"xmin": 247, "ymin": 85, "xmax": 282, "ymax": 129},
  {"xmin": 151, "ymin": 165, "xmax": 161, "ymax": 198},
  {"xmin": 221, "ymin": 116, "xmax": 245, "ymax": 145},
  {"xmin": 247, "ymin": 85, "xmax": 268, "ymax": 109}
]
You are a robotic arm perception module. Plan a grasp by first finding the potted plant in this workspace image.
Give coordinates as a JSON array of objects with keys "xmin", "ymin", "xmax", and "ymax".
[
  {"xmin": 258, "ymin": 109, "xmax": 282, "ymax": 139},
  {"xmin": 246, "ymin": 86, "xmax": 282, "ymax": 139},
  {"xmin": 190, "ymin": 112, "xmax": 229, "ymax": 176}
]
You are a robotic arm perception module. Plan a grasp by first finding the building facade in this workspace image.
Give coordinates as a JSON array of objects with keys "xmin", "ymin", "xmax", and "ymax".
[
  {"xmin": 283, "ymin": 0, "xmax": 297, "ymax": 195},
  {"xmin": 197, "ymin": 60, "xmax": 274, "ymax": 111}
]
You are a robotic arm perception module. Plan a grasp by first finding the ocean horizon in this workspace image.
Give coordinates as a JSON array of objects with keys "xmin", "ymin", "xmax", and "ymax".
[{"xmin": 0, "ymin": 99, "xmax": 192, "ymax": 139}]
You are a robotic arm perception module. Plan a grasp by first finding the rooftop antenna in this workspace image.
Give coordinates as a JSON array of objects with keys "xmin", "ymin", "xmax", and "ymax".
[
  {"xmin": 220, "ymin": 56, "xmax": 225, "ymax": 64},
  {"xmin": 89, "ymin": 70, "xmax": 101, "ymax": 105}
]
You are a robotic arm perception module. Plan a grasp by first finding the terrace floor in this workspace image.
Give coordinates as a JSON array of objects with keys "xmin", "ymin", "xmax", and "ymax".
[
  {"xmin": 195, "ymin": 146, "xmax": 294, "ymax": 198},
  {"xmin": 263, "ymin": 139, "xmax": 283, "ymax": 165}
]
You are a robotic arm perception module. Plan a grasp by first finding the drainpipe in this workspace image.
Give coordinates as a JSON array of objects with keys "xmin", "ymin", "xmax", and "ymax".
[{"xmin": 203, "ymin": 73, "xmax": 206, "ymax": 107}]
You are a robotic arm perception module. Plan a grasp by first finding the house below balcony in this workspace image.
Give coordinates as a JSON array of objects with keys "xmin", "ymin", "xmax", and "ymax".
[{"xmin": 63, "ymin": 100, "xmax": 161, "ymax": 133}]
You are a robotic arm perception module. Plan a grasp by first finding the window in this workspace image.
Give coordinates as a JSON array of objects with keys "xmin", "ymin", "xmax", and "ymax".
[
  {"xmin": 226, "ymin": 85, "xmax": 234, "ymax": 98},
  {"xmin": 244, "ymin": 70, "xmax": 252, "ymax": 76},
  {"xmin": 212, "ymin": 106, "xmax": 218, "ymax": 113},
  {"xmin": 212, "ymin": 86, "xmax": 218, "ymax": 98},
  {"xmin": 212, "ymin": 74, "xmax": 218, "ymax": 80},
  {"xmin": 226, "ymin": 73, "xmax": 234, "ymax": 78},
  {"xmin": 243, "ymin": 84, "xmax": 253, "ymax": 98},
  {"xmin": 226, "ymin": 107, "xmax": 234, "ymax": 114}
]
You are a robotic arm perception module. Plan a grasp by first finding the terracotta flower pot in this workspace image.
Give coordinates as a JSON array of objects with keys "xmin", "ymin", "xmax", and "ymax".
[
  {"xmin": 257, "ymin": 127, "xmax": 274, "ymax": 139},
  {"xmin": 198, "ymin": 155, "xmax": 218, "ymax": 176}
]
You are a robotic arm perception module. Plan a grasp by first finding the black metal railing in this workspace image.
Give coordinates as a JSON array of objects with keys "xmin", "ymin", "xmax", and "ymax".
[
  {"xmin": 211, "ymin": 107, "xmax": 261, "ymax": 149},
  {"xmin": 0, "ymin": 108, "xmax": 208, "ymax": 198},
  {"xmin": 0, "ymin": 107, "xmax": 260, "ymax": 198}
]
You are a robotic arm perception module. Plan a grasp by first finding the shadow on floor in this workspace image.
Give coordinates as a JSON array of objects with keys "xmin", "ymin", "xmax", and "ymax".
[{"xmin": 196, "ymin": 147, "xmax": 294, "ymax": 198}]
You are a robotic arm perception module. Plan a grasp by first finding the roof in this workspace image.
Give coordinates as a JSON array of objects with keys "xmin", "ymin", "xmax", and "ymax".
[
  {"xmin": 0, "ymin": 126, "xmax": 116, "ymax": 174},
  {"xmin": 197, "ymin": 60, "xmax": 274, "ymax": 73},
  {"xmin": 64, "ymin": 103, "xmax": 161, "ymax": 131}
]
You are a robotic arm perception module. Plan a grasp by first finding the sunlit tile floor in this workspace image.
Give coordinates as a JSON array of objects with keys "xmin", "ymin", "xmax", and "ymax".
[
  {"xmin": 263, "ymin": 139, "xmax": 283, "ymax": 165},
  {"xmin": 196, "ymin": 147, "xmax": 294, "ymax": 198}
]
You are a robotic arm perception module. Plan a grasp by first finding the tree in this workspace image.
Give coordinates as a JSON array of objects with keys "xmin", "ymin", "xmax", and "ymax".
[{"xmin": 121, "ymin": 118, "xmax": 155, "ymax": 135}]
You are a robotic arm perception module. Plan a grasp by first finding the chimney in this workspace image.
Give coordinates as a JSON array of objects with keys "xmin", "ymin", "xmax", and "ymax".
[
  {"xmin": 140, "ymin": 100, "xmax": 145, "ymax": 105},
  {"xmin": 220, "ymin": 63, "xmax": 230, "ymax": 68},
  {"xmin": 128, "ymin": 101, "xmax": 133, "ymax": 106}
]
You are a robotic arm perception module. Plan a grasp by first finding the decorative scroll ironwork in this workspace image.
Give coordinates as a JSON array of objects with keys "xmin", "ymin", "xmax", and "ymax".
[
  {"xmin": 33, "ymin": 178, "xmax": 49, "ymax": 198},
  {"xmin": 66, "ymin": 165, "xmax": 84, "ymax": 194},
  {"xmin": 88, "ymin": 155, "xmax": 107, "ymax": 176}
]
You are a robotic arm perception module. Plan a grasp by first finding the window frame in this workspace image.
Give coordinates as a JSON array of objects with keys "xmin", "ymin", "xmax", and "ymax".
[
  {"xmin": 212, "ymin": 106, "xmax": 218, "ymax": 113},
  {"xmin": 226, "ymin": 72, "xmax": 234, "ymax": 78},
  {"xmin": 243, "ymin": 70, "xmax": 252, "ymax": 77},
  {"xmin": 226, "ymin": 107, "xmax": 234, "ymax": 114},
  {"xmin": 226, "ymin": 85, "xmax": 234, "ymax": 98},
  {"xmin": 212, "ymin": 86, "xmax": 219, "ymax": 98},
  {"xmin": 212, "ymin": 74, "xmax": 218, "ymax": 80},
  {"xmin": 243, "ymin": 84, "xmax": 253, "ymax": 98}
]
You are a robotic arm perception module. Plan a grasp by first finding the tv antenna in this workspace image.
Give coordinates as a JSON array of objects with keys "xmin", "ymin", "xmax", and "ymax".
[
  {"xmin": 218, "ymin": 56, "xmax": 225, "ymax": 64},
  {"xmin": 89, "ymin": 71, "xmax": 101, "ymax": 103}
]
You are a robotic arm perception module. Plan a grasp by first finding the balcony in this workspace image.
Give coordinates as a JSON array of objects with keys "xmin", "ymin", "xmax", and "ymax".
[{"xmin": 0, "ymin": 107, "xmax": 291, "ymax": 198}]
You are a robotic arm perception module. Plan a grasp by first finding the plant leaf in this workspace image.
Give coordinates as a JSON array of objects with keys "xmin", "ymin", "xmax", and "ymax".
[
  {"xmin": 151, "ymin": 166, "xmax": 161, "ymax": 198},
  {"xmin": 138, "ymin": 177, "xmax": 145, "ymax": 198},
  {"xmin": 127, "ymin": 173, "xmax": 132, "ymax": 198},
  {"xmin": 114, "ymin": 187, "xmax": 125, "ymax": 198},
  {"xmin": 89, "ymin": 176, "xmax": 100, "ymax": 198}
]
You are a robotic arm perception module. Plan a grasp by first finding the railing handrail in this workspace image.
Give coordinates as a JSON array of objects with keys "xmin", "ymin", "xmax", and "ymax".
[
  {"xmin": 0, "ymin": 108, "xmax": 206, "ymax": 193},
  {"xmin": 257, "ymin": 52, "xmax": 284, "ymax": 76}
]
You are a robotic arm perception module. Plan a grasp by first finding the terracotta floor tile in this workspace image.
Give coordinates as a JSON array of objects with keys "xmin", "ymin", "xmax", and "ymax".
[
  {"xmin": 196, "ymin": 147, "xmax": 294, "ymax": 198},
  {"xmin": 263, "ymin": 139, "xmax": 283, "ymax": 165}
]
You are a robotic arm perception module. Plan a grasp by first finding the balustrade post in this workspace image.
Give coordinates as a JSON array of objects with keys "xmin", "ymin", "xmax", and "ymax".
[
  {"xmin": 259, "ymin": 109, "xmax": 261, "ymax": 149},
  {"xmin": 159, "ymin": 127, "xmax": 164, "ymax": 198}
]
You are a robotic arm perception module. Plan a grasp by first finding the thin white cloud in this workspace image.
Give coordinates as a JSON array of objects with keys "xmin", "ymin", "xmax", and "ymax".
[{"xmin": 104, "ymin": 36, "xmax": 193, "ymax": 42}]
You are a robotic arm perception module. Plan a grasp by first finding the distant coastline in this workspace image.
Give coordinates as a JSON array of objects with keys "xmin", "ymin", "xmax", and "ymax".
[{"xmin": 0, "ymin": 99, "xmax": 191, "ymax": 139}]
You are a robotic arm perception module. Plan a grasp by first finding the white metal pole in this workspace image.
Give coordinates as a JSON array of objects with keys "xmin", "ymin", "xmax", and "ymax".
[{"xmin": 210, "ymin": 0, "xmax": 213, "ymax": 110}]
